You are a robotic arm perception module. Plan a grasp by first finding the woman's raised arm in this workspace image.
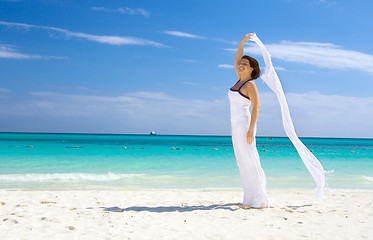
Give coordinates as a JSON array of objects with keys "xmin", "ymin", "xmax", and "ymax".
[{"xmin": 235, "ymin": 34, "xmax": 252, "ymax": 78}]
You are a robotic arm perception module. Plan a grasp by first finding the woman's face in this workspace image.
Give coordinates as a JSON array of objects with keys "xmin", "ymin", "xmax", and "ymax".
[{"xmin": 238, "ymin": 59, "xmax": 253, "ymax": 75}]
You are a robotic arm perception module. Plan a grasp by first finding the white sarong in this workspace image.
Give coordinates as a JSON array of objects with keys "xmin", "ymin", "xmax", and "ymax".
[{"xmin": 249, "ymin": 33, "xmax": 327, "ymax": 198}]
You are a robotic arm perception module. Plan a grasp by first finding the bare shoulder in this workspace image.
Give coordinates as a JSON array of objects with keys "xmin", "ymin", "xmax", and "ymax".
[
  {"xmin": 241, "ymin": 80, "xmax": 258, "ymax": 94},
  {"xmin": 246, "ymin": 80, "xmax": 257, "ymax": 88}
]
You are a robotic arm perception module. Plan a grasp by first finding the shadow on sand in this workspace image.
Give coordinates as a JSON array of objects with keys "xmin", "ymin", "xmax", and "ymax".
[
  {"xmin": 286, "ymin": 204, "xmax": 312, "ymax": 209},
  {"xmin": 101, "ymin": 203, "xmax": 239, "ymax": 213}
]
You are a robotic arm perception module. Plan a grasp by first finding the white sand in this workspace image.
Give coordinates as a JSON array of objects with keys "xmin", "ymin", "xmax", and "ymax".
[{"xmin": 0, "ymin": 189, "xmax": 372, "ymax": 240}]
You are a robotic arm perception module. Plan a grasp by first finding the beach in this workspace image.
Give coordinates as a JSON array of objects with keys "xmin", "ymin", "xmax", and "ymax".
[
  {"xmin": 1, "ymin": 133, "xmax": 372, "ymax": 239},
  {"xmin": 1, "ymin": 189, "xmax": 372, "ymax": 239}
]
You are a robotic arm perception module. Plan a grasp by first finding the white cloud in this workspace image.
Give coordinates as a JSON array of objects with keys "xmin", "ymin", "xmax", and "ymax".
[
  {"xmin": 0, "ymin": 44, "xmax": 65, "ymax": 60},
  {"xmin": 226, "ymin": 41, "xmax": 373, "ymax": 74},
  {"xmin": 218, "ymin": 64, "xmax": 235, "ymax": 69},
  {"xmin": 163, "ymin": 30, "xmax": 206, "ymax": 39},
  {"xmin": 92, "ymin": 7, "xmax": 108, "ymax": 12},
  {"xmin": 125, "ymin": 91, "xmax": 175, "ymax": 101},
  {"xmin": 0, "ymin": 90, "xmax": 372, "ymax": 137},
  {"xmin": 275, "ymin": 66, "xmax": 286, "ymax": 71},
  {"xmin": 0, "ymin": 88, "xmax": 11, "ymax": 93},
  {"xmin": 182, "ymin": 59, "xmax": 198, "ymax": 63},
  {"xmin": 258, "ymin": 91, "xmax": 373, "ymax": 138},
  {"xmin": 180, "ymin": 81, "xmax": 196, "ymax": 86},
  {"xmin": 174, "ymin": 59, "xmax": 198, "ymax": 63},
  {"xmin": 0, "ymin": 91, "xmax": 228, "ymax": 134},
  {"xmin": 0, "ymin": 21, "xmax": 165, "ymax": 47},
  {"xmin": 163, "ymin": 31, "xmax": 237, "ymax": 46},
  {"xmin": 47, "ymin": 84, "xmax": 101, "ymax": 93},
  {"xmin": 316, "ymin": 0, "xmax": 336, "ymax": 6},
  {"xmin": 0, "ymin": 88, "xmax": 11, "ymax": 100},
  {"xmin": 0, "ymin": 44, "xmax": 39, "ymax": 59},
  {"xmin": 212, "ymin": 38, "xmax": 238, "ymax": 45},
  {"xmin": 92, "ymin": 7, "xmax": 150, "ymax": 18}
]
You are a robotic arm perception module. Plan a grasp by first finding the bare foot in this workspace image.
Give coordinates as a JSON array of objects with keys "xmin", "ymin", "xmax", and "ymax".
[
  {"xmin": 238, "ymin": 203, "xmax": 268, "ymax": 209},
  {"xmin": 238, "ymin": 204, "xmax": 252, "ymax": 209},
  {"xmin": 251, "ymin": 206, "xmax": 268, "ymax": 209}
]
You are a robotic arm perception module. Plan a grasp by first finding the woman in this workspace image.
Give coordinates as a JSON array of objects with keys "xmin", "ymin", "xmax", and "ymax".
[{"xmin": 228, "ymin": 33, "xmax": 269, "ymax": 208}]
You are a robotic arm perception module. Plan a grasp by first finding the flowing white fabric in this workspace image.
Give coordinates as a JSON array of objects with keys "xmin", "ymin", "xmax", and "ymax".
[
  {"xmin": 249, "ymin": 33, "xmax": 327, "ymax": 198},
  {"xmin": 228, "ymin": 88, "xmax": 269, "ymax": 207}
]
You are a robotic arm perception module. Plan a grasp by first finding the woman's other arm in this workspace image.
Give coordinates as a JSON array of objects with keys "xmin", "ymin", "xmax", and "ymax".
[{"xmin": 242, "ymin": 82, "xmax": 260, "ymax": 144}]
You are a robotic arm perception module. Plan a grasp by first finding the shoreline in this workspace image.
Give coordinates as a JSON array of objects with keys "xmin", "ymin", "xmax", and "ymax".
[
  {"xmin": 1, "ymin": 186, "xmax": 373, "ymax": 193},
  {"xmin": 1, "ymin": 189, "xmax": 372, "ymax": 239}
]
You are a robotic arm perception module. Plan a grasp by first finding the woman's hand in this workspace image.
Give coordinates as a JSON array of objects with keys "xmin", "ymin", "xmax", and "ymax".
[
  {"xmin": 247, "ymin": 131, "xmax": 255, "ymax": 144},
  {"xmin": 241, "ymin": 33, "xmax": 252, "ymax": 42}
]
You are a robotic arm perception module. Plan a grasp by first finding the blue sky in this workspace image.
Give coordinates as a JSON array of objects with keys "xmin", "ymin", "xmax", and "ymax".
[{"xmin": 0, "ymin": 0, "xmax": 372, "ymax": 137}]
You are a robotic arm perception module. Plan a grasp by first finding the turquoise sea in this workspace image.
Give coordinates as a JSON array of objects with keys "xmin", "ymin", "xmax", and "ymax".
[{"xmin": 0, "ymin": 133, "xmax": 372, "ymax": 191}]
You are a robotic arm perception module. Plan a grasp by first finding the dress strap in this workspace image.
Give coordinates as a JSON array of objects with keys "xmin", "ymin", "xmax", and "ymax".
[
  {"xmin": 230, "ymin": 79, "xmax": 253, "ymax": 100},
  {"xmin": 238, "ymin": 79, "xmax": 253, "ymax": 91},
  {"xmin": 230, "ymin": 79, "xmax": 253, "ymax": 91}
]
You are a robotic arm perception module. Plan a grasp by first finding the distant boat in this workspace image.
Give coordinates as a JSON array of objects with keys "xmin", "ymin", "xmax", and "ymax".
[{"xmin": 150, "ymin": 131, "xmax": 156, "ymax": 135}]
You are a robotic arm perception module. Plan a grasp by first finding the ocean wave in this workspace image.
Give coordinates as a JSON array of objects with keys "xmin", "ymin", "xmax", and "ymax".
[
  {"xmin": 0, "ymin": 173, "xmax": 146, "ymax": 182},
  {"xmin": 326, "ymin": 175, "xmax": 373, "ymax": 183},
  {"xmin": 362, "ymin": 175, "xmax": 373, "ymax": 183}
]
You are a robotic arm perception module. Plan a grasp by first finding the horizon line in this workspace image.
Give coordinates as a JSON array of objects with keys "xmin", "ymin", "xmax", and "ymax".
[{"xmin": 0, "ymin": 131, "xmax": 372, "ymax": 140}]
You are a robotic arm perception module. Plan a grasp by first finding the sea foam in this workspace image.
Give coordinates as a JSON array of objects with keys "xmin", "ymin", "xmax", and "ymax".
[
  {"xmin": 0, "ymin": 173, "xmax": 145, "ymax": 182},
  {"xmin": 362, "ymin": 175, "xmax": 373, "ymax": 183}
]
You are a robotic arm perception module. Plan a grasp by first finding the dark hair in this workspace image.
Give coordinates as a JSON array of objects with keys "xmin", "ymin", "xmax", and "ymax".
[{"xmin": 242, "ymin": 55, "xmax": 260, "ymax": 79}]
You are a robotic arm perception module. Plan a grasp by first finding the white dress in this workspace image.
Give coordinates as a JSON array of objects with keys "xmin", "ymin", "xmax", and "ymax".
[{"xmin": 228, "ymin": 79, "xmax": 270, "ymax": 208}]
